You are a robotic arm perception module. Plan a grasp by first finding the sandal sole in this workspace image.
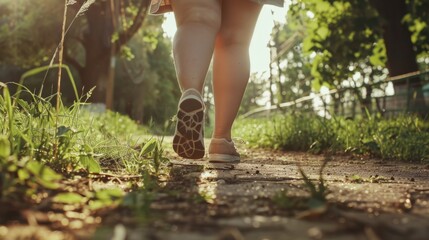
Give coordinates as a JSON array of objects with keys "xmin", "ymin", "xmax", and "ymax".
[
  {"xmin": 173, "ymin": 97, "xmax": 205, "ymax": 159},
  {"xmin": 208, "ymin": 154, "xmax": 240, "ymax": 163}
]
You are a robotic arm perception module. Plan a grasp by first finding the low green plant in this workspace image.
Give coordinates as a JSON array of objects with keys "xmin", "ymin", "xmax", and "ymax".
[
  {"xmin": 138, "ymin": 137, "xmax": 170, "ymax": 175},
  {"xmin": 0, "ymin": 136, "xmax": 62, "ymax": 201},
  {"xmin": 273, "ymin": 157, "xmax": 329, "ymax": 212},
  {"xmin": 234, "ymin": 115, "xmax": 337, "ymax": 152},
  {"xmin": 0, "ymin": 82, "xmax": 168, "ymax": 207},
  {"xmin": 235, "ymin": 114, "xmax": 429, "ymax": 162},
  {"xmin": 298, "ymin": 158, "xmax": 329, "ymax": 206},
  {"xmin": 52, "ymin": 188, "xmax": 125, "ymax": 211},
  {"xmin": 122, "ymin": 172, "xmax": 158, "ymax": 218}
]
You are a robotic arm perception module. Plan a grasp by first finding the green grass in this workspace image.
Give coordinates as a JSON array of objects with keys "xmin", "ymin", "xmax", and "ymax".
[
  {"xmin": 0, "ymin": 83, "xmax": 168, "ymax": 203},
  {"xmin": 234, "ymin": 114, "xmax": 429, "ymax": 162}
]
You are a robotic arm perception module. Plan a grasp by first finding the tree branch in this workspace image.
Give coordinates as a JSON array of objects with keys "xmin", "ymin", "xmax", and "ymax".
[{"xmin": 115, "ymin": 0, "xmax": 150, "ymax": 52}]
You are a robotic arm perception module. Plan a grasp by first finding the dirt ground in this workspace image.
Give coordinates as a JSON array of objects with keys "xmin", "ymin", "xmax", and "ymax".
[
  {"xmin": 94, "ymin": 139, "xmax": 429, "ymax": 240},
  {"xmin": 2, "ymin": 139, "xmax": 429, "ymax": 240}
]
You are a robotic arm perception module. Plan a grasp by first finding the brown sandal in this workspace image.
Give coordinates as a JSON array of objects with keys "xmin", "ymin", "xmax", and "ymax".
[
  {"xmin": 172, "ymin": 88, "xmax": 205, "ymax": 159},
  {"xmin": 208, "ymin": 138, "xmax": 240, "ymax": 163}
]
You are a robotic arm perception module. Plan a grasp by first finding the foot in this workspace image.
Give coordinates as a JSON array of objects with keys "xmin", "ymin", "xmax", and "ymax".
[
  {"xmin": 172, "ymin": 88, "xmax": 205, "ymax": 159},
  {"xmin": 208, "ymin": 138, "xmax": 240, "ymax": 163}
]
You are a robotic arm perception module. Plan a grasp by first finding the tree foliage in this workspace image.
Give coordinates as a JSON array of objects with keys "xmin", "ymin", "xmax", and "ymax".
[
  {"xmin": 0, "ymin": 0, "xmax": 63, "ymax": 67},
  {"xmin": 289, "ymin": 0, "xmax": 428, "ymax": 115},
  {"xmin": 115, "ymin": 21, "xmax": 179, "ymax": 124},
  {"xmin": 0, "ymin": 0, "xmax": 179, "ymax": 124},
  {"xmin": 289, "ymin": 0, "xmax": 387, "ymax": 91},
  {"xmin": 270, "ymin": 17, "xmax": 312, "ymax": 104}
]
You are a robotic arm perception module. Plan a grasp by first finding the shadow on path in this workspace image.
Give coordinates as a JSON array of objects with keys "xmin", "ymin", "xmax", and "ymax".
[{"xmin": 95, "ymin": 138, "xmax": 429, "ymax": 240}]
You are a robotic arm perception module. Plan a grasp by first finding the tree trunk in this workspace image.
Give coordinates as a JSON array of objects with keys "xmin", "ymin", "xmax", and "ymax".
[
  {"xmin": 370, "ymin": 0, "xmax": 427, "ymax": 116},
  {"xmin": 66, "ymin": 0, "xmax": 149, "ymax": 105},
  {"xmin": 80, "ymin": 2, "xmax": 114, "ymax": 103}
]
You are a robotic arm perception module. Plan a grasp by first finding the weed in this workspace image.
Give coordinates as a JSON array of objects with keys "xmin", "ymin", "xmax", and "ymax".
[
  {"xmin": 122, "ymin": 172, "xmax": 158, "ymax": 219},
  {"xmin": 273, "ymin": 156, "xmax": 329, "ymax": 212},
  {"xmin": 298, "ymin": 156, "xmax": 329, "ymax": 206},
  {"xmin": 273, "ymin": 190, "xmax": 306, "ymax": 210},
  {"xmin": 0, "ymin": 136, "xmax": 62, "ymax": 201}
]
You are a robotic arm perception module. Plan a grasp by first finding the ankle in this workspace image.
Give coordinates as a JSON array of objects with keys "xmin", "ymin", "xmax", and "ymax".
[
  {"xmin": 181, "ymin": 87, "xmax": 203, "ymax": 95},
  {"xmin": 212, "ymin": 135, "xmax": 232, "ymax": 142}
]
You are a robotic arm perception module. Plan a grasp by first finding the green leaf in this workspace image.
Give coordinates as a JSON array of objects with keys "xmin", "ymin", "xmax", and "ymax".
[
  {"xmin": 369, "ymin": 54, "xmax": 384, "ymax": 67},
  {"xmin": 80, "ymin": 155, "xmax": 101, "ymax": 173},
  {"xmin": 36, "ymin": 177, "xmax": 60, "ymax": 189},
  {"xmin": 303, "ymin": 37, "xmax": 314, "ymax": 53},
  {"xmin": 402, "ymin": 13, "xmax": 412, "ymax": 24},
  {"xmin": 7, "ymin": 164, "xmax": 17, "ymax": 172},
  {"xmin": 139, "ymin": 139, "xmax": 157, "ymax": 157},
  {"xmin": 311, "ymin": 79, "xmax": 321, "ymax": 92},
  {"xmin": 83, "ymin": 144, "xmax": 93, "ymax": 153},
  {"xmin": 53, "ymin": 192, "xmax": 85, "ymax": 204},
  {"xmin": 0, "ymin": 136, "xmax": 11, "ymax": 158},
  {"xmin": 15, "ymin": 98, "xmax": 30, "ymax": 112},
  {"xmin": 370, "ymin": 39, "xmax": 386, "ymax": 67},
  {"xmin": 17, "ymin": 169, "xmax": 30, "ymax": 181},
  {"xmin": 89, "ymin": 188, "xmax": 124, "ymax": 210},
  {"xmin": 18, "ymin": 64, "xmax": 79, "ymax": 102},
  {"xmin": 26, "ymin": 161, "xmax": 62, "ymax": 182},
  {"xmin": 95, "ymin": 188, "xmax": 124, "ymax": 200},
  {"xmin": 315, "ymin": 1, "xmax": 331, "ymax": 12},
  {"xmin": 57, "ymin": 126, "xmax": 72, "ymax": 137},
  {"xmin": 88, "ymin": 200, "xmax": 107, "ymax": 210},
  {"xmin": 3, "ymin": 86, "xmax": 12, "ymax": 116},
  {"xmin": 316, "ymin": 26, "xmax": 329, "ymax": 40}
]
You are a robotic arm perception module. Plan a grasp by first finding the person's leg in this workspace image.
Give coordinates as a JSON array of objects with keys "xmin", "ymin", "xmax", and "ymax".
[
  {"xmin": 212, "ymin": 0, "xmax": 262, "ymax": 141},
  {"xmin": 171, "ymin": 0, "xmax": 221, "ymax": 93},
  {"xmin": 171, "ymin": 0, "xmax": 221, "ymax": 159}
]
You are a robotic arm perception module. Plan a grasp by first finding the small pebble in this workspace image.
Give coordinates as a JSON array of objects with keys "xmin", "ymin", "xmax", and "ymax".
[{"xmin": 217, "ymin": 179, "xmax": 226, "ymax": 184}]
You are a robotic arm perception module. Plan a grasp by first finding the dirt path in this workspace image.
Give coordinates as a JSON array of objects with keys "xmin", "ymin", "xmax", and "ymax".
[{"xmin": 93, "ymin": 139, "xmax": 429, "ymax": 240}]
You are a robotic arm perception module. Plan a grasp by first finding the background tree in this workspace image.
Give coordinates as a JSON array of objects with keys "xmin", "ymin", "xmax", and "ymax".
[
  {"xmin": 0, "ymin": 0, "xmax": 179, "ymax": 125},
  {"xmin": 239, "ymin": 16, "xmax": 313, "ymax": 116},
  {"xmin": 66, "ymin": 0, "xmax": 151, "ymax": 104},
  {"xmin": 290, "ymin": 0, "xmax": 428, "ymax": 115},
  {"xmin": 270, "ymin": 17, "xmax": 312, "ymax": 108},
  {"xmin": 0, "ymin": 0, "xmax": 152, "ymax": 104},
  {"xmin": 0, "ymin": 0, "xmax": 63, "ymax": 67},
  {"xmin": 114, "ymin": 21, "xmax": 179, "ymax": 124}
]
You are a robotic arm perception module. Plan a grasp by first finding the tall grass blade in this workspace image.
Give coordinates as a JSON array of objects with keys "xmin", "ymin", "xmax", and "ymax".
[
  {"xmin": 57, "ymin": 0, "xmax": 68, "ymax": 112},
  {"xmin": 1, "ymin": 85, "xmax": 14, "ymax": 149},
  {"xmin": 41, "ymin": 0, "xmax": 96, "ymax": 93},
  {"xmin": 17, "ymin": 64, "xmax": 79, "ymax": 102}
]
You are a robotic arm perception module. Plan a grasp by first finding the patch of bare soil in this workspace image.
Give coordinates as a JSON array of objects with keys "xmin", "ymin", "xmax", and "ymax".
[
  {"xmin": 2, "ymin": 140, "xmax": 429, "ymax": 240},
  {"xmin": 95, "ymin": 142, "xmax": 429, "ymax": 240}
]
